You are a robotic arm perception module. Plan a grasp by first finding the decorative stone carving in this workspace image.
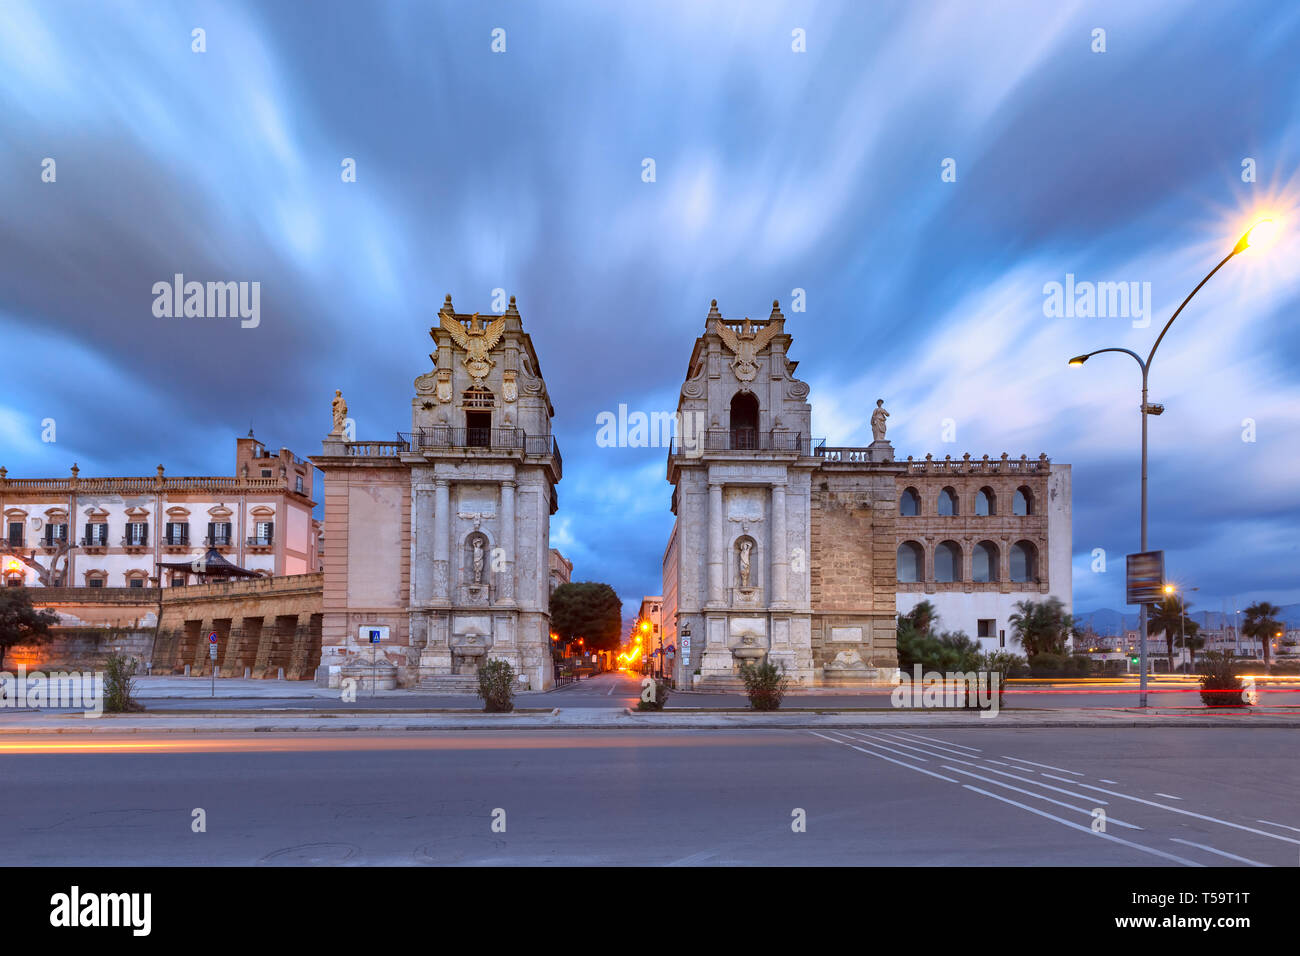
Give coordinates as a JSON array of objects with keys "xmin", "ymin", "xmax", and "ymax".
[
  {"xmin": 471, "ymin": 538, "xmax": 485, "ymax": 584},
  {"xmin": 871, "ymin": 399, "xmax": 889, "ymax": 441},
  {"xmin": 502, "ymin": 370, "xmax": 518, "ymax": 403},
  {"xmin": 738, "ymin": 539, "xmax": 753, "ymax": 588},
  {"xmin": 438, "ymin": 311, "xmax": 507, "ymax": 381},
  {"xmin": 713, "ymin": 317, "xmax": 781, "ymax": 382},
  {"xmin": 414, "ymin": 370, "xmax": 437, "ymax": 394},
  {"xmin": 330, "ymin": 389, "xmax": 347, "ymax": 436}
]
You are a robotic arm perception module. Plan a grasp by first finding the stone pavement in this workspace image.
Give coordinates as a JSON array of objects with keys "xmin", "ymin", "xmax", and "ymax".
[{"xmin": 0, "ymin": 705, "xmax": 1296, "ymax": 733}]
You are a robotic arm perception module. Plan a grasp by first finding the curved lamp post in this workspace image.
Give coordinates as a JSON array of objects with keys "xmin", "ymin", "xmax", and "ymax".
[{"xmin": 1068, "ymin": 219, "xmax": 1275, "ymax": 707}]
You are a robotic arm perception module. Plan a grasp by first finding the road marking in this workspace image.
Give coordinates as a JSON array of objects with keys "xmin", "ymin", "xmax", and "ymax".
[
  {"xmin": 940, "ymin": 765, "xmax": 1140, "ymax": 829},
  {"xmin": 1001, "ymin": 756, "xmax": 1084, "ymax": 776},
  {"xmin": 606, "ymin": 682, "xmax": 616, "ymax": 696},
  {"xmin": 877, "ymin": 732, "xmax": 981, "ymax": 758},
  {"xmin": 808, "ymin": 732, "xmax": 958, "ymax": 783},
  {"xmin": 1100, "ymin": 779, "xmax": 1118, "ymax": 784},
  {"xmin": 1038, "ymin": 775, "xmax": 1300, "ymax": 846},
  {"xmin": 961, "ymin": 786, "xmax": 1204, "ymax": 867},
  {"xmin": 1169, "ymin": 839, "xmax": 1269, "ymax": 867},
  {"xmin": 895, "ymin": 732, "xmax": 982, "ymax": 753},
  {"xmin": 1154, "ymin": 793, "xmax": 1182, "ymax": 801},
  {"xmin": 666, "ymin": 850, "xmax": 716, "ymax": 866},
  {"xmin": 1257, "ymin": 819, "xmax": 1300, "ymax": 834}
]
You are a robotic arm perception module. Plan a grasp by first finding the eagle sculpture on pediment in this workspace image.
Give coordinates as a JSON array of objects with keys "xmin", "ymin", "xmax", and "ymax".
[
  {"xmin": 437, "ymin": 311, "xmax": 507, "ymax": 380},
  {"xmin": 712, "ymin": 317, "xmax": 781, "ymax": 382}
]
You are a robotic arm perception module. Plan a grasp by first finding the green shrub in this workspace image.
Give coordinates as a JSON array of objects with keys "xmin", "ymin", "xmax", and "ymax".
[
  {"xmin": 1198, "ymin": 652, "xmax": 1249, "ymax": 708},
  {"xmin": 476, "ymin": 658, "xmax": 516, "ymax": 713},
  {"xmin": 103, "ymin": 653, "xmax": 145, "ymax": 713},
  {"xmin": 1269, "ymin": 660, "xmax": 1300, "ymax": 675},
  {"xmin": 1028, "ymin": 652, "xmax": 1066, "ymax": 677},
  {"xmin": 975, "ymin": 651, "xmax": 1025, "ymax": 708},
  {"xmin": 636, "ymin": 677, "xmax": 670, "ymax": 711},
  {"xmin": 897, "ymin": 626, "xmax": 981, "ymax": 673},
  {"xmin": 740, "ymin": 659, "xmax": 788, "ymax": 711}
]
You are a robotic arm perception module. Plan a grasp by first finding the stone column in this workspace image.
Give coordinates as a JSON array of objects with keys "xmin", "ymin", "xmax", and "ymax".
[
  {"xmin": 770, "ymin": 483, "xmax": 788, "ymax": 606},
  {"xmin": 500, "ymin": 480, "xmax": 516, "ymax": 603},
  {"xmin": 433, "ymin": 480, "xmax": 450, "ymax": 601},
  {"xmin": 707, "ymin": 480, "xmax": 724, "ymax": 606}
]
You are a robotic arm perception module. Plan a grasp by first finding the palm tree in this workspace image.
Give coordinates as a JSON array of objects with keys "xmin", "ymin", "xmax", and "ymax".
[
  {"xmin": 1008, "ymin": 597, "xmax": 1075, "ymax": 658},
  {"xmin": 903, "ymin": 601, "xmax": 937, "ymax": 637},
  {"xmin": 1147, "ymin": 595, "xmax": 1192, "ymax": 673},
  {"xmin": 1243, "ymin": 601, "xmax": 1282, "ymax": 669},
  {"xmin": 1181, "ymin": 632, "xmax": 1205, "ymax": 669}
]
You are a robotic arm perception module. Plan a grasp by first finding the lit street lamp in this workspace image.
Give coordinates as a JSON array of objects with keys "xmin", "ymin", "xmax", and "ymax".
[{"xmin": 1069, "ymin": 218, "xmax": 1276, "ymax": 706}]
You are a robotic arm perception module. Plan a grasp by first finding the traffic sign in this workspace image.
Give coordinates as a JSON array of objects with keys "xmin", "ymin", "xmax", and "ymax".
[
  {"xmin": 208, "ymin": 632, "xmax": 218, "ymax": 644},
  {"xmin": 209, "ymin": 643, "xmax": 217, "ymax": 660}
]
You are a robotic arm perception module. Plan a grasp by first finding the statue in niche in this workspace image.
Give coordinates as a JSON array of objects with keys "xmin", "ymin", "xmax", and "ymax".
[
  {"xmin": 738, "ymin": 539, "xmax": 753, "ymax": 588},
  {"xmin": 871, "ymin": 399, "xmax": 889, "ymax": 441},
  {"xmin": 471, "ymin": 537, "xmax": 485, "ymax": 584}
]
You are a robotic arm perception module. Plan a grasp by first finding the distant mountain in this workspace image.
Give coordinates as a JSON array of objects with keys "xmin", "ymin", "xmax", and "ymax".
[{"xmin": 1075, "ymin": 604, "xmax": 1300, "ymax": 634}]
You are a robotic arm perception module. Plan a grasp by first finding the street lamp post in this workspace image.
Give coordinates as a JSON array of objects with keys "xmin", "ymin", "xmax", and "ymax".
[{"xmin": 1069, "ymin": 219, "xmax": 1274, "ymax": 707}]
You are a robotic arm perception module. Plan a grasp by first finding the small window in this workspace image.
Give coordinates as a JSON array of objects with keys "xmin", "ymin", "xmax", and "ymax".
[
  {"xmin": 171, "ymin": 575, "xmax": 186, "ymax": 587},
  {"xmin": 897, "ymin": 541, "xmax": 924, "ymax": 583},
  {"xmin": 934, "ymin": 541, "xmax": 962, "ymax": 582},
  {"xmin": 937, "ymin": 488, "xmax": 958, "ymax": 516},
  {"xmin": 7, "ymin": 522, "xmax": 24, "ymax": 546},
  {"xmin": 973, "ymin": 541, "xmax": 998, "ymax": 582},
  {"xmin": 899, "ymin": 488, "xmax": 920, "ymax": 516},
  {"xmin": 126, "ymin": 522, "xmax": 149, "ymax": 546},
  {"xmin": 129, "ymin": 578, "xmax": 144, "ymax": 589},
  {"xmin": 5, "ymin": 573, "xmax": 23, "ymax": 587},
  {"xmin": 977, "ymin": 619, "xmax": 997, "ymax": 640},
  {"xmin": 1014, "ymin": 487, "xmax": 1033, "ymax": 516},
  {"xmin": 295, "ymin": 476, "xmax": 304, "ymax": 494},
  {"xmin": 87, "ymin": 577, "xmax": 104, "ymax": 588}
]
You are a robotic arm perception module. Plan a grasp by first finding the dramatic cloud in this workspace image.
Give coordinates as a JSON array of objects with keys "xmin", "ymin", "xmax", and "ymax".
[{"xmin": 1, "ymin": 0, "xmax": 1297, "ymax": 618}]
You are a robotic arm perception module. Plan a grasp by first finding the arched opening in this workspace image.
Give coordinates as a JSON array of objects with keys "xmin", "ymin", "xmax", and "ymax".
[
  {"xmin": 934, "ymin": 540, "xmax": 962, "ymax": 582},
  {"xmin": 1013, "ymin": 486, "xmax": 1033, "ymax": 516},
  {"xmin": 973, "ymin": 541, "xmax": 999, "ymax": 582},
  {"xmin": 463, "ymin": 387, "xmax": 494, "ymax": 447},
  {"xmin": 975, "ymin": 487, "xmax": 996, "ymax": 516},
  {"xmin": 899, "ymin": 487, "xmax": 920, "ymax": 516},
  {"xmin": 937, "ymin": 487, "xmax": 959, "ymax": 516},
  {"xmin": 1010, "ymin": 540, "xmax": 1038, "ymax": 583},
  {"xmin": 729, "ymin": 392, "xmax": 759, "ymax": 449},
  {"xmin": 897, "ymin": 541, "xmax": 924, "ymax": 582}
]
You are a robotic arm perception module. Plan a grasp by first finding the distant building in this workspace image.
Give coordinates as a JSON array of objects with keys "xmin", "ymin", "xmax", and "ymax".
[
  {"xmin": 1, "ymin": 434, "xmax": 318, "ymax": 589},
  {"xmin": 637, "ymin": 595, "xmax": 664, "ymax": 671},
  {"xmin": 548, "ymin": 548, "xmax": 572, "ymax": 594}
]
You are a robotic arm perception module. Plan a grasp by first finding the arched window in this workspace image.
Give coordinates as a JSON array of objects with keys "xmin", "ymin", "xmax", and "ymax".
[
  {"xmin": 463, "ymin": 387, "xmax": 494, "ymax": 447},
  {"xmin": 975, "ymin": 487, "xmax": 996, "ymax": 516},
  {"xmin": 934, "ymin": 540, "xmax": 962, "ymax": 582},
  {"xmin": 899, "ymin": 488, "xmax": 920, "ymax": 516},
  {"xmin": 1013, "ymin": 486, "xmax": 1033, "ymax": 516},
  {"xmin": 897, "ymin": 541, "xmax": 924, "ymax": 582},
  {"xmin": 730, "ymin": 392, "xmax": 759, "ymax": 449},
  {"xmin": 972, "ymin": 541, "xmax": 999, "ymax": 582},
  {"xmin": 937, "ymin": 487, "xmax": 959, "ymax": 516},
  {"xmin": 1010, "ymin": 540, "xmax": 1038, "ymax": 583}
]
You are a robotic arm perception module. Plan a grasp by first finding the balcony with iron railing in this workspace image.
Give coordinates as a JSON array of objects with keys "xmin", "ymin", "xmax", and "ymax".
[
  {"xmin": 667, "ymin": 429, "xmax": 806, "ymax": 460},
  {"xmin": 392, "ymin": 427, "xmax": 562, "ymax": 477},
  {"xmin": 246, "ymin": 535, "xmax": 274, "ymax": 549}
]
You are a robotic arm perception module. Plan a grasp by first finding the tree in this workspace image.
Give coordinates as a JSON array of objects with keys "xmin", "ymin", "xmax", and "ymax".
[
  {"xmin": 0, "ymin": 540, "xmax": 76, "ymax": 587},
  {"xmin": 1243, "ymin": 601, "xmax": 1283, "ymax": 669},
  {"xmin": 900, "ymin": 600, "xmax": 937, "ymax": 637},
  {"xmin": 1007, "ymin": 597, "xmax": 1075, "ymax": 658},
  {"xmin": 1148, "ymin": 595, "xmax": 1196, "ymax": 673},
  {"xmin": 1181, "ymin": 632, "xmax": 1206, "ymax": 668},
  {"xmin": 549, "ymin": 582, "xmax": 624, "ymax": 652},
  {"xmin": 0, "ymin": 588, "xmax": 60, "ymax": 670}
]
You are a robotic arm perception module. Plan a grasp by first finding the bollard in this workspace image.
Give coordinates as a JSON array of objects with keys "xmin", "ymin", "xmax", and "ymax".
[
  {"xmin": 243, "ymin": 667, "xmax": 251, "ymax": 679},
  {"xmin": 277, "ymin": 667, "xmax": 285, "ymax": 680}
]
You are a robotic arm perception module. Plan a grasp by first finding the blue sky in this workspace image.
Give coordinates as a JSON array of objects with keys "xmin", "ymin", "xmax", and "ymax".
[{"xmin": 2, "ymin": 0, "xmax": 1298, "ymax": 621}]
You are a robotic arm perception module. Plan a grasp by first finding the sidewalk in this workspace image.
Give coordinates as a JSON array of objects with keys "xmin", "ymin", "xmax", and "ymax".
[{"xmin": 0, "ymin": 706, "xmax": 1296, "ymax": 733}]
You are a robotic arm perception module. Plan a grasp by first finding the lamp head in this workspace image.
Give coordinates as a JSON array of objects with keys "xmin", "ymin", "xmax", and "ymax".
[
  {"xmin": 1234, "ymin": 218, "xmax": 1278, "ymax": 254},
  {"xmin": 1068, "ymin": 354, "xmax": 1089, "ymax": 367}
]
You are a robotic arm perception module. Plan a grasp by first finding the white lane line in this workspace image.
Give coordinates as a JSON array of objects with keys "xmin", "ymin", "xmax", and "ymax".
[
  {"xmin": 941, "ymin": 765, "xmax": 1141, "ymax": 830},
  {"xmin": 807, "ymin": 732, "xmax": 958, "ymax": 783},
  {"xmin": 967, "ymin": 764, "xmax": 1107, "ymax": 803},
  {"xmin": 893, "ymin": 732, "xmax": 982, "ymax": 753},
  {"xmin": 606, "ymin": 681, "xmax": 616, "ymax": 696},
  {"xmin": 848, "ymin": 733, "xmax": 979, "ymax": 765},
  {"xmin": 1038, "ymin": 775, "xmax": 1300, "ymax": 846},
  {"xmin": 1002, "ymin": 756, "xmax": 1084, "ymax": 776},
  {"xmin": 878, "ymin": 732, "xmax": 982, "ymax": 758},
  {"xmin": 1154, "ymin": 793, "xmax": 1182, "ymax": 801},
  {"xmin": 1170, "ymin": 839, "xmax": 1270, "ymax": 867},
  {"xmin": 1100, "ymin": 779, "xmax": 1118, "ymax": 784},
  {"xmin": 961, "ymin": 786, "xmax": 1204, "ymax": 867},
  {"xmin": 666, "ymin": 850, "xmax": 717, "ymax": 866},
  {"xmin": 841, "ymin": 734, "xmax": 932, "ymax": 762},
  {"xmin": 1257, "ymin": 820, "xmax": 1300, "ymax": 834}
]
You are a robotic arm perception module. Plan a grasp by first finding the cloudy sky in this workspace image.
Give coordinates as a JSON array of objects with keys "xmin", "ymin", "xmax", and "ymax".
[{"xmin": 2, "ymin": 0, "xmax": 1298, "ymax": 621}]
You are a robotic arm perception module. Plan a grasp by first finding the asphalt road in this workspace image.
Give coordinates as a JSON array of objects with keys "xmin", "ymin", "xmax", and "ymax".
[
  {"xmin": 3, "ymin": 727, "xmax": 1297, "ymax": 866},
  {"xmin": 132, "ymin": 670, "xmax": 1300, "ymax": 712}
]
